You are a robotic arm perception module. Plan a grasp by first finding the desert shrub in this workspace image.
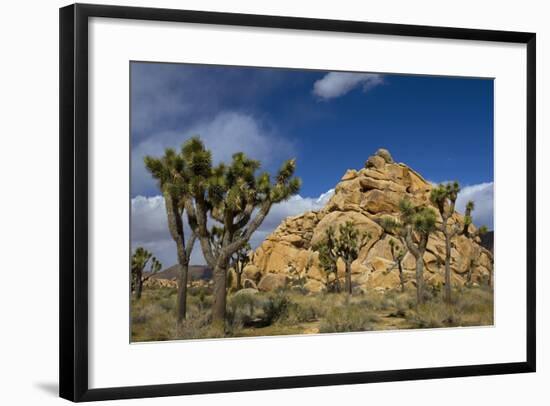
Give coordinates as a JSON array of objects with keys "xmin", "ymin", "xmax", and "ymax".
[
  {"xmin": 400, "ymin": 284, "xmax": 493, "ymax": 329},
  {"xmin": 262, "ymin": 292, "xmax": 291, "ymax": 325},
  {"xmin": 159, "ymin": 296, "xmax": 175, "ymax": 312},
  {"xmin": 356, "ymin": 292, "xmax": 390, "ymax": 311},
  {"xmin": 394, "ymin": 291, "xmax": 416, "ymax": 312},
  {"xmin": 226, "ymin": 291, "xmax": 263, "ymax": 328},
  {"xmin": 132, "ymin": 302, "xmax": 176, "ymax": 341},
  {"xmin": 188, "ymin": 288, "xmax": 213, "ymax": 311},
  {"xmin": 281, "ymin": 299, "xmax": 322, "ymax": 324},
  {"xmin": 175, "ymin": 312, "xmax": 225, "ymax": 340},
  {"xmin": 319, "ymin": 304, "xmax": 378, "ymax": 333},
  {"xmin": 406, "ymin": 299, "xmax": 463, "ymax": 328},
  {"xmin": 454, "ymin": 286, "xmax": 493, "ymax": 326}
]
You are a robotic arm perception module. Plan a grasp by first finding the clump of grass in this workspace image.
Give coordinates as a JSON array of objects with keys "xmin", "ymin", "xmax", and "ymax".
[
  {"xmin": 175, "ymin": 312, "xmax": 226, "ymax": 340},
  {"xmin": 405, "ymin": 285, "xmax": 493, "ymax": 328},
  {"xmin": 159, "ymin": 296, "xmax": 175, "ymax": 312},
  {"xmin": 319, "ymin": 303, "xmax": 379, "ymax": 333},
  {"xmin": 227, "ymin": 291, "xmax": 263, "ymax": 328},
  {"xmin": 407, "ymin": 301, "xmax": 462, "ymax": 328},
  {"xmin": 131, "ymin": 302, "xmax": 176, "ymax": 341}
]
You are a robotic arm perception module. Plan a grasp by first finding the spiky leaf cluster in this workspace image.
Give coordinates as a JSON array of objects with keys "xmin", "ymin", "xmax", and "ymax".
[
  {"xmin": 383, "ymin": 199, "xmax": 436, "ymax": 236},
  {"xmin": 132, "ymin": 247, "xmax": 152, "ymax": 273},
  {"xmin": 179, "ymin": 137, "xmax": 301, "ymax": 216},
  {"xmin": 429, "ymin": 181, "xmax": 460, "ymax": 215},
  {"xmin": 144, "ymin": 148, "xmax": 189, "ymax": 202}
]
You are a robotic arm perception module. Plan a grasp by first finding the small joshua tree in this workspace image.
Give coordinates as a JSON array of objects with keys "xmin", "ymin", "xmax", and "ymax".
[
  {"xmin": 314, "ymin": 221, "xmax": 370, "ymax": 295},
  {"xmin": 382, "ymin": 199, "xmax": 437, "ymax": 305},
  {"xmin": 131, "ymin": 247, "xmax": 162, "ymax": 300},
  {"xmin": 231, "ymin": 242, "xmax": 251, "ymax": 291},
  {"xmin": 336, "ymin": 221, "xmax": 371, "ymax": 294},
  {"xmin": 315, "ymin": 231, "xmax": 340, "ymax": 292},
  {"xmin": 387, "ymin": 238, "xmax": 407, "ymax": 293}
]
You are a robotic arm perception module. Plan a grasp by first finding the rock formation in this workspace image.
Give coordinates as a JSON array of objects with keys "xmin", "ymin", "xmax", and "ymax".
[{"xmin": 246, "ymin": 149, "xmax": 493, "ymax": 293}]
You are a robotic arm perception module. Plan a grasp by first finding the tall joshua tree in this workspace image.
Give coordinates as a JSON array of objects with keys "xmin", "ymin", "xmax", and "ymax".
[
  {"xmin": 430, "ymin": 182, "xmax": 461, "ymax": 304},
  {"xmin": 131, "ymin": 247, "xmax": 162, "ymax": 299},
  {"xmin": 314, "ymin": 221, "xmax": 370, "ymax": 295},
  {"xmin": 144, "ymin": 149, "xmax": 197, "ymax": 322},
  {"xmin": 181, "ymin": 137, "xmax": 301, "ymax": 328},
  {"xmin": 382, "ymin": 199, "xmax": 437, "ymax": 305},
  {"xmin": 430, "ymin": 183, "xmax": 488, "ymax": 303},
  {"xmin": 387, "ymin": 238, "xmax": 407, "ymax": 293}
]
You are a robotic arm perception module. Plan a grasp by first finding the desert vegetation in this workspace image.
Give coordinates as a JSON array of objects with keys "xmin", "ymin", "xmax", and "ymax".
[
  {"xmin": 131, "ymin": 282, "xmax": 493, "ymax": 342},
  {"xmin": 132, "ymin": 145, "xmax": 493, "ymax": 341}
]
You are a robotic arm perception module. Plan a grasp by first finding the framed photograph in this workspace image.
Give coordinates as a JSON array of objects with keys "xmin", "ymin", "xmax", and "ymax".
[{"xmin": 59, "ymin": 3, "xmax": 536, "ymax": 402}]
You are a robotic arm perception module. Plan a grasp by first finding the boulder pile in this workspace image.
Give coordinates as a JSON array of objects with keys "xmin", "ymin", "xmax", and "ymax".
[{"xmin": 245, "ymin": 149, "xmax": 493, "ymax": 293}]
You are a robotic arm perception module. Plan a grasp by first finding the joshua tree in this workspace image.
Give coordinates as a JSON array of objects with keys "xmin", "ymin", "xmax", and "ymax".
[
  {"xmin": 382, "ymin": 199, "xmax": 437, "ymax": 305},
  {"xmin": 315, "ymin": 231, "xmax": 340, "ymax": 292},
  {"xmin": 231, "ymin": 242, "xmax": 251, "ymax": 291},
  {"xmin": 314, "ymin": 221, "xmax": 370, "ymax": 295},
  {"xmin": 181, "ymin": 137, "xmax": 301, "ymax": 328},
  {"xmin": 462, "ymin": 201, "xmax": 489, "ymax": 238},
  {"xmin": 466, "ymin": 245, "xmax": 480, "ymax": 286},
  {"xmin": 387, "ymin": 238, "xmax": 407, "ymax": 292},
  {"xmin": 144, "ymin": 149, "xmax": 197, "ymax": 322},
  {"xmin": 430, "ymin": 184, "xmax": 488, "ymax": 303},
  {"xmin": 131, "ymin": 247, "xmax": 162, "ymax": 300},
  {"xmin": 430, "ymin": 182, "xmax": 461, "ymax": 303},
  {"xmin": 336, "ymin": 221, "xmax": 371, "ymax": 294}
]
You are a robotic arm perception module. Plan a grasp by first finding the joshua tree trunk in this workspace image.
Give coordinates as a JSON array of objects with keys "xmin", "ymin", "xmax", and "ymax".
[
  {"xmin": 135, "ymin": 272, "xmax": 143, "ymax": 300},
  {"xmin": 344, "ymin": 261, "xmax": 352, "ymax": 294},
  {"xmin": 236, "ymin": 271, "xmax": 242, "ymax": 291},
  {"xmin": 415, "ymin": 256, "xmax": 425, "ymax": 305},
  {"xmin": 398, "ymin": 262, "xmax": 405, "ymax": 293},
  {"xmin": 212, "ymin": 264, "xmax": 228, "ymax": 328},
  {"xmin": 403, "ymin": 224, "xmax": 429, "ymax": 306},
  {"xmin": 444, "ymin": 234, "xmax": 452, "ymax": 303},
  {"xmin": 175, "ymin": 262, "xmax": 189, "ymax": 323},
  {"xmin": 164, "ymin": 193, "xmax": 195, "ymax": 324}
]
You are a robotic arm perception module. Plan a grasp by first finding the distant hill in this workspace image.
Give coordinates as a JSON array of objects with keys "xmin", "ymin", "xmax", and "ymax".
[
  {"xmin": 479, "ymin": 231, "xmax": 494, "ymax": 253},
  {"xmin": 149, "ymin": 265, "xmax": 212, "ymax": 281}
]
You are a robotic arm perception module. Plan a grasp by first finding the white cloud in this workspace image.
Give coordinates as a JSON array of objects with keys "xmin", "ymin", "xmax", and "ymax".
[
  {"xmin": 313, "ymin": 72, "xmax": 384, "ymax": 100},
  {"xmin": 456, "ymin": 182, "xmax": 494, "ymax": 229},
  {"xmin": 132, "ymin": 111, "xmax": 295, "ymax": 195},
  {"xmin": 130, "ymin": 189, "xmax": 334, "ymax": 267}
]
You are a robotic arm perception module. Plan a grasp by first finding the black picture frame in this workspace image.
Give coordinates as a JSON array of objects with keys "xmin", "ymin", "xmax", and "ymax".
[{"xmin": 59, "ymin": 3, "xmax": 536, "ymax": 402}]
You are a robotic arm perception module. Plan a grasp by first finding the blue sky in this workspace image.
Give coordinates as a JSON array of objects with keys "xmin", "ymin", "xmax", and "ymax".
[{"xmin": 130, "ymin": 62, "xmax": 494, "ymax": 266}]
